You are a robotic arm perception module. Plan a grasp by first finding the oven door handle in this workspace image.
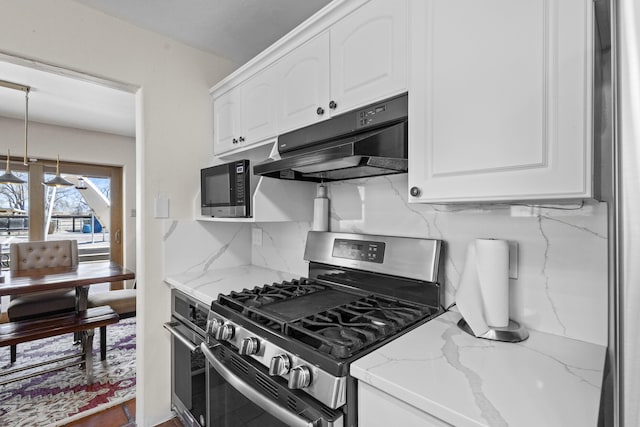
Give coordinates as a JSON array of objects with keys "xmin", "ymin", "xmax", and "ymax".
[
  {"xmin": 200, "ymin": 342, "xmax": 314, "ymax": 427},
  {"xmin": 163, "ymin": 321, "xmax": 199, "ymax": 352}
]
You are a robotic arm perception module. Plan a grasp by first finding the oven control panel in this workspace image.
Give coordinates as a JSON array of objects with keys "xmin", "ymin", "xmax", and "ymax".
[
  {"xmin": 205, "ymin": 310, "xmax": 346, "ymax": 409},
  {"xmin": 332, "ymin": 238, "xmax": 385, "ymax": 264}
]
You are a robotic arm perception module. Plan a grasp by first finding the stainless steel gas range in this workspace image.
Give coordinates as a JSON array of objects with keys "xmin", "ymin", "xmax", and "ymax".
[{"xmin": 200, "ymin": 231, "xmax": 444, "ymax": 427}]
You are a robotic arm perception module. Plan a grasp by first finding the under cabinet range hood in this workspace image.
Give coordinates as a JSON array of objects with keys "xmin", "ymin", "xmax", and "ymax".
[{"xmin": 254, "ymin": 93, "xmax": 408, "ymax": 182}]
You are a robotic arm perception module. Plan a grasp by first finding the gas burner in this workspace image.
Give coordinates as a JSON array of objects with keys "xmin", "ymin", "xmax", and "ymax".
[
  {"xmin": 219, "ymin": 278, "xmax": 327, "ymax": 312},
  {"xmin": 288, "ymin": 296, "xmax": 434, "ymax": 359}
]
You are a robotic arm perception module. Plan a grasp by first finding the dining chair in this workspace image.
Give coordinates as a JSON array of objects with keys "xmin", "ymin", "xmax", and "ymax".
[
  {"xmin": 7, "ymin": 240, "xmax": 78, "ymax": 363},
  {"xmin": 87, "ymin": 284, "xmax": 136, "ymax": 360}
]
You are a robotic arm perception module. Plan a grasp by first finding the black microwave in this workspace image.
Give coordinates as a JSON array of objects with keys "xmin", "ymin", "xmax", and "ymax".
[{"xmin": 200, "ymin": 160, "xmax": 250, "ymax": 218}]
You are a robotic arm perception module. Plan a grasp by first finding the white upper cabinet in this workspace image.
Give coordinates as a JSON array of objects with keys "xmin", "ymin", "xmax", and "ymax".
[
  {"xmin": 241, "ymin": 66, "xmax": 278, "ymax": 145},
  {"xmin": 212, "ymin": 0, "xmax": 409, "ymax": 153},
  {"xmin": 276, "ymin": 0, "xmax": 408, "ymax": 133},
  {"xmin": 213, "ymin": 89, "xmax": 241, "ymax": 155},
  {"xmin": 276, "ymin": 32, "xmax": 331, "ymax": 134},
  {"xmin": 330, "ymin": 0, "xmax": 408, "ymax": 115},
  {"xmin": 408, "ymin": 0, "xmax": 593, "ymax": 203},
  {"xmin": 213, "ymin": 65, "xmax": 278, "ymax": 156}
]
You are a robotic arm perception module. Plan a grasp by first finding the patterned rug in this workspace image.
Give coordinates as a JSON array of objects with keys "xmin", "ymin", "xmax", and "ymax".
[{"xmin": 0, "ymin": 317, "xmax": 136, "ymax": 427}]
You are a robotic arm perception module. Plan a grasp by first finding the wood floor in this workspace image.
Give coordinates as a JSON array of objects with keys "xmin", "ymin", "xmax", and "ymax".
[{"xmin": 58, "ymin": 398, "xmax": 184, "ymax": 427}]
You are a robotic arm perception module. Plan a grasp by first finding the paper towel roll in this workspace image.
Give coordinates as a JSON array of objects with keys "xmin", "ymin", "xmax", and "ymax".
[
  {"xmin": 476, "ymin": 239, "xmax": 509, "ymax": 327},
  {"xmin": 456, "ymin": 239, "xmax": 510, "ymax": 336}
]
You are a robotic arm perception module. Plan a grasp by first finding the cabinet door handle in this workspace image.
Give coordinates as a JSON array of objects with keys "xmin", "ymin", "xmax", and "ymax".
[
  {"xmin": 410, "ymin": 186, "xmax": 421, "ymax": 197},
  {"xmin": 316, "ymin": 107, "xmax": 325, "ymax": 115},
  {"xmin": 329, "ymin": 100, "xmax": 337, "ymax": 110}
]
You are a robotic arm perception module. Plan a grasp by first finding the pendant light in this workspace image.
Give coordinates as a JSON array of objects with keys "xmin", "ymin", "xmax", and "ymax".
[
  {"xmin": 44, "ymin": 154, "xmax": 73, "ymax": 187},
  {"xmin": 1, "ymin": 79, "xmax": 73, "ymax": 187},
  {"xmin": 0, "ymin": 149, "xmax": 25, "ymax": 184},
  {"xmin": 0, "ymin": 79, "xmax": 29, "ymax": 185}
]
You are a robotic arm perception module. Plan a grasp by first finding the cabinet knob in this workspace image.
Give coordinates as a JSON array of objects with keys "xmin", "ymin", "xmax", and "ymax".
[
  {"xmin": 232, "ymin": 138, "xmax": 238, "ymax": 144},
  {"xmin": 316, "ymin": 107, "xmax": 325, "ymax": 116},
  {"xmin": 410, "ymin": 186, "xmax": 421, "ymax": 197},
  {"xmin": 329, "ymin": 100, "xmax": 337, "ymax": 110},
  {"xmin": 239, "ymin": 136, "xmax": 245, "ymax": 142}
]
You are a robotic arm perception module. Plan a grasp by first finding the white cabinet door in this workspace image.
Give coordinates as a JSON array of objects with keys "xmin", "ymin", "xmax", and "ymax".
[
  {"xmin": 213, "ymin": 89, "xmax": 241, "ymax": 155},
  {"xmin": 241, "ymin": 65, "xmax": 278, "ymax": 145},
  {"xmin": 408, "ymin": 0, "xmax": 593, "ymax": 203},
  {"xmin": 276, "ymin": 32, "xmax": 331, "ymax": 134},
  {"xmin": 358, "ymin": 382, "xmax": 452, "ymax": 427},
  {"xmin": 330, "ymin": 0, "xmax": 408, "ymax": 115}
]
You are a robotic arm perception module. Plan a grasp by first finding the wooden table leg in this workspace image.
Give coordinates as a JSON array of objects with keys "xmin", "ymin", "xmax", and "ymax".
[
  {"xmin": 84, "ymin": 329, "xmax": 95, "ymax": 384},
  {"xmin": 74, "ymin": 286, "xmax": 89, "ymax": 343}
]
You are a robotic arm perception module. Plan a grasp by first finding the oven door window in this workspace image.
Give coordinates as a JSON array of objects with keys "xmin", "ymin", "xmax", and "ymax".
[
  {"xmin": 209, "ymin": 369, "xmax": 289, "ymax": 427},
  {"xmin": 168, "ymin": 321, "xmax": 207, "ymax": 426}
]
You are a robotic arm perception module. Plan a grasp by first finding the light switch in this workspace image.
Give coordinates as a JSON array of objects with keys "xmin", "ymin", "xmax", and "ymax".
[{"xmin": 154, "ymin": 197, "xmax": 170, "ymax": 218}]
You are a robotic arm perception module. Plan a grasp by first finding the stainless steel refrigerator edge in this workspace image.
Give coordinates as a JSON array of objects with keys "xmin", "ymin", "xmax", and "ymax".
[
  {"xmin": 614, "ymin": 1, "xmax": 640, "ymax": 426},
  {"xmin": 598, "ymin": 0, "xmax": 640, "ymax": 426}
]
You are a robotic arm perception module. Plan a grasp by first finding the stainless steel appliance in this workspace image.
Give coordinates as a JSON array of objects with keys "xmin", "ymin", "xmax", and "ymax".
[
  {"xmin": 201, "ymin": 231, "xmax": 444, "ymax": 426},
  {"xmin": 253, "ymin": 94, "xmax": 408, "ymax": 182},
  {"xmin": 164, "ymin": 289, "xmax": 210, "ymax": 427},
  {"xmin": 201, "ymin": 159, "xmax": 251, "ymax": 218}
]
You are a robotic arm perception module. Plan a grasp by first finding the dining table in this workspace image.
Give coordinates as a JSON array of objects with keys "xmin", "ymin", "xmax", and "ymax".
[
  {"xmin": 0, "ymin": 260, "xmax": 135, "ymax": 383},
  {"xmin": 0, "ymin": 260, "xmax": 135, "ymax": 312}
]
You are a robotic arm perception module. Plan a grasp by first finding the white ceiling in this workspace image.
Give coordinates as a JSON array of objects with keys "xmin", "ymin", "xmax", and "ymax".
[
  {"xmin": 0, "ymin": 0, "xmax": 331, "ymax": 138},
  {"xmin": 0, "ymin": 60, "xmax": 136, "ymax": 137},
  {"xmin": 74, "ymin": 0, "xmax": 332, "ymax": 65}
]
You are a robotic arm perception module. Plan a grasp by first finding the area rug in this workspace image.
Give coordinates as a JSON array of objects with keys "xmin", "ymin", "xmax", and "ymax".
[{"xmin": 0, "ymin": 317, "xmax": 136, "ymax": 427}]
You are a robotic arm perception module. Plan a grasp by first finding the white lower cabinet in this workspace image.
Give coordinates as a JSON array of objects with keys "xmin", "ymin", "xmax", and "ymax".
[
  {"xmin": 358, "ymin": 382, "xmax": 452, "ymax": 427},
  {"xmin": 408, "ymin": 0, "xmax": 593, "ymax": 203}
]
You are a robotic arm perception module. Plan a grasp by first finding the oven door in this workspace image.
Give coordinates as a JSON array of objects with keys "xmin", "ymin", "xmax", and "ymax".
[
  {"xmin": 200, "ymin": 341, "xmax": 344, "ymax": 427},
  {"xmin": 164, "ymin": 319, "xmax": 207, "ymax": 427}
]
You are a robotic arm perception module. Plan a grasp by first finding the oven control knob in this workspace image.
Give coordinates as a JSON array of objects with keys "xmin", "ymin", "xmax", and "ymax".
[
  {"xmin": 288, "ymin": 366, "xmax": 312, "ymax": 389},
  {"xmin": 214, "ymin": 323, "xmax": 235, "ymax": 341},
  {"xmin": 238, "ymin": 337, "xmax": 260, "ymax": 356},
  {"xmin": 269, "ymin": 354, "xmax": 291, "ymax": 376},
  {"xmin": 207, "ymin": 318, "xmax": 222, "ymax": 336}
]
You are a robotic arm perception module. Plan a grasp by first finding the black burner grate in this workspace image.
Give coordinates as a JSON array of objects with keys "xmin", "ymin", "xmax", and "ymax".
[{"xmin": 287, "ymin": 296, "xmax": 434, "ymax": 359}]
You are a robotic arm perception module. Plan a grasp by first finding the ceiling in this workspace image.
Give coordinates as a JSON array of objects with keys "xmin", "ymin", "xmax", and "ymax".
[
  {"xmin": 0, "ymin": 60, "xmax": 136, "ymax": 137},
  {"xmin": 74, "ymin": 0, "xmax": 333, "ymax": 65},
  {"xmin": 0, "ymin": 0, "xmax": 332, "ymax": 138}
]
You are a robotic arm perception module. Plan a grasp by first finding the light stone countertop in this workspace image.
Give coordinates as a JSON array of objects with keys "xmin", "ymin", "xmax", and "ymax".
[
  {"xmin": 351, "ymin": 310, "xmax": 606, "ymax": 427},
  {"xmin": 164, "ymin": 265, "xmax": 299, "ymax": 306},
  {"xmin": 165, "ymin": 267, "xmax": 606, "ymax": 427}
]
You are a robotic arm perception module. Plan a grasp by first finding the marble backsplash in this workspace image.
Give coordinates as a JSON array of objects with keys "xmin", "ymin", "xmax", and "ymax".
[
  {"xmin": 163, "ymin": 174, "xmax": 607, "ymax": 346},
  {"xmin": 252, "ymin": 174, "xmax": 608, "ymax": 346},
  {"xmin": 163, "ymin": 219, "xmax": 252, "ymax": 276}
]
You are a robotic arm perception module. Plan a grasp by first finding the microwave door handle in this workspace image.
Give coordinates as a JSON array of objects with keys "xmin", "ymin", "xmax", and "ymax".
[
  {"xmin": 163, "ymin": 322, "xmax": 199, "ymax": 352},
  {"xmin": 200, "ymin": 342, "xmax": 314, "ymax": 427}
]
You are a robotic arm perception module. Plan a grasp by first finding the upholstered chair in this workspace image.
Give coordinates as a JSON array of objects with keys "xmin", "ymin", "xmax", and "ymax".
[{"xmin": 8, "ymin": 240, "xmax": 79, "ymax": 363}]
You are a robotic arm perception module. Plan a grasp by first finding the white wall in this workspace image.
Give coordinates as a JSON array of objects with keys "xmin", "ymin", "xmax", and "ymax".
[
  {"xmin": 0, "ymin": 1, "xmax": 235, "ymax": 424},
  {"xmin": 0, "ymin": 117, "xmax": 137, "ymax": 273}
]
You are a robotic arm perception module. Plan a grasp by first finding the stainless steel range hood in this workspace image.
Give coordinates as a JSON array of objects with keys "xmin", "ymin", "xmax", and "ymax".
[{"xmin": 254, "ymin": 93, "xmax": 408, "ymax": 182}]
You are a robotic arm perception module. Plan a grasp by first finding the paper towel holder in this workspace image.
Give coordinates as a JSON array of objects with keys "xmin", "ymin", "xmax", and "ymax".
[{"xmin": 457, "ymin": 318, "xmax": 529, "ymax": 342}]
